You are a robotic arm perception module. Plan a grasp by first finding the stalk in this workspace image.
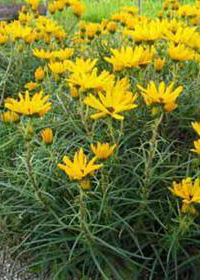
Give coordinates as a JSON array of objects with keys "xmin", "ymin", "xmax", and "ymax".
[{"xmin": 142, "ymin": 113, "xmax": 164, "ymax": 201}]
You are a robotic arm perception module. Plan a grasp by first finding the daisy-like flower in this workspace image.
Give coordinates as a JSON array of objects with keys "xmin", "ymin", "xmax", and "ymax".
[
  {"xmin": 66, "ymin": 58, "xmax": 97, "ymax": 74},
  {"xmin": 5, "ymin": 91, "xmax": 51, "ymax": 117},
  {"xmin": 1, "ymin": 111, "xmax": 20, "ymax": 123},
  {"xmin": 71, "ymin": 1, "xmax": 85, "ymax": 17},
  {"xmin": 32, "ymin": 49, "xmax": 53, "ymax": 60},
  {"xmin": 191, "ymin": 139, "xmax": 200, "ymax": 154},
  {"xmin": 90, "ymin": 142, "xmax": 117, "ymax": 159},
  {"xmin": 137, "ymin": 81, "xmax": 183, "ymax": 112},
  {"xmin": 168, "ymin": 43, "xmax": 195, "ymax": 62},
  {"xmin": 53, "ymin": 48, "xmax": 74, "ymax": 60},
  {"xmin": 41, "ymin": 128, "xmax": 53, "ymax": 144},
  {"xmin": 25, "ymin": 81, "xmax": 39, "ymax": 91},
  {"xmin": 191, "ymin": 121, "xmax": 200, "ymax": 136},
  {"xmin": 169, "ymin": 177, "xmax": 200, "ymax": 214},
  {"xmin": 58, "ymin": 148, "xmax": 103, "ymax": 188},
  {"xmin": 84, "ymin": 78, "xmax": 138, "ymax": 120},
  {"xmin": 105, "ymin": 45, "xmax": 156, "ymax": 71},
  {"xmin": 154, "ymin": 57, "xmax": 166, "ymax": 71},
  {"xmin": 48, "ymin": 61, "xmax": 68, "ymax": 75},
  {"xmin": 25, "ymin": 0, "xmax": 39, "ymax": 11},
  {"xmin": 34, "ymin": 67, "xmax": 45, "ymax": 81},
  {"xmin": 67, "ymin": 68, "xmax": 114, "ymax": 94}
]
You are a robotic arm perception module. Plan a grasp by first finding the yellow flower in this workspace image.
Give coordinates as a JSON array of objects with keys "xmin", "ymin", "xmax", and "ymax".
[
  {"xmin": 168, "ymin": 43, "xmax": 195, "ymax": 61},
  {"xmin": 191, "ymin": 139, "xmax": 200, "ymax": 154},
  {"xmin": 154, "ymin": 57, "xmax": 166, "ymax": 71},
  {"xmin": 25, "ymin": 82, "xmax": 39, "ymax": 91},
  {"xmin": 48, "ymin": 61, "xmax": 68, "ymax": 75},
  {"xmin": 105, "ymin": 45, "xmax": 156, "ymax": 71},
  {"xmin": 5, "ymin": 91, "xmax": 51, "ymax": 117},
  {"xmin": 106, "ymin": 21, "xmax": 117, "ymax": 33},
  {"xmin": 90, "ymin": 142, "xmax": 117, "ymax": 159},
  {"xmin": 0, "ymin": 33, "xmax": 8, "ymax": 44},
  {"xmin": 169, "ymin": 177, "xmax": 200, "ymax": 214},
  {"xmin": 18, "ymin": 11, "xmax": 33, "ymax": 23},
  {"xmin": 48, "ymin": 2, "xmax": 58, "ymax": 14},
  {"xmin": 66, "ymin": 58, "xmax": 97, "ymax": 73},
  {"xmin": 34, "ymin": 67, "xmax": 45, "ymax": 81},
  {"xmin": 164, "ymin": 26, "xmax": 197, "ymax": 47},
  {"xmin": 129, "ymin": 20, "xmax": 165, "ymax": 43},
  {"xmin": 1, "ymin": 111, "xmax": 20, "ymax": 123},
  {"xmin": 41, "ymin": 128, "xmax": 53, "ymax": 144},
  {"xmin": 84, "ymin": 78, "xmax": 138, "ymax": 120},
  {"xmin": 25, "ymin": 0, "xmax": 39, "ymax": 11},
  {"xmin": 58, "ymin": 148, "xmax": 103, "ymax": 181},
  {"xmin": 32, "ymin": 49, "xmax": 53, "ymax": 60},
  {"xmin": 79, "ymin": 179, "xmax": 91, "ymax": 190},
  {"xmin": 137, "ymin": 81, "xmax": 183, "ymax": 112},
  {"xmin": 67, "ymin": 68, "xmax": 114, "ymax": 94},
  {"xmin": 71, "ymin": 2, "xmax": 85, "ymax": 17},
  {"xmin": 191, "ymin": 121, "xmax": 200, "ymax": 136},
  {"xmin": 53, "ymin": 48, "xmax": 74, "ymax": 60}
]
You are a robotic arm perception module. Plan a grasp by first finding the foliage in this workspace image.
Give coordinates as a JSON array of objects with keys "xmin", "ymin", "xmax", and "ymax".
[{"xmin": 1, "ymin": 0, "xmax": 200, "ymax": 279}]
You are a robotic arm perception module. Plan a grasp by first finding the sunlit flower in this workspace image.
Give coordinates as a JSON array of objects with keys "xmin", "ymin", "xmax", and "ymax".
[
  {"xmin": 25, "ymin": 0, "xmax": 39, "ymax": 11},
  {"xmin": 191, "ymin": 121, "xmax": 200, "ymax": 136},
  {"xmin": 106, "ymin": 21, "xmax": 117, "ymax": 33},
  {"xmin": 1, "ymin": 111, "xmax": 20, "ymax": 123},
  {"xmin": 191, "ymin": 139, "xmax": 200, "ymax": 154},
  {"xmin": 154, "ymin": 57, "xmax": 166, "ymax": 71},
  {"xmin": 25, "ymin": 82, "xmax": 39, "ymax": 91},
  {"xmin": 90, "ymin": 142, "xmax": 117, "ymax": 159},
  {"xmin": 105, "ymin": 45, "xmax": 156, "ymax": 71},
  {"xmin": 53, "ymin": 48, "xmax": 74, "ymax": 60},
  {"xmin": 18, "ymin": 11, "xmax": 33, "ymax": 23},
  {"xmin": 32, "ymin": 49, "xmax": 53, "ymax": 60},
  {"xmin": 84, "ymin": 78, "xmax": 138, "ymax": 120},
  {"xmin": 34, "ymin": 67, "xmax": 45, "ymax": 81},
  {"xmin": 5, "ymin": 91, "xmax": 51, "ymax": 117},
  {"xmin": 67, "ymin": 68, "xmax": 114, "ymax": 94},
  {"xmin": 129, "ymin": 20, "xmax": 165, "ymax": 43},
  {"xmin": 41, "ymin": 128, "xmax": 53, "ymax": 144},
  {"xmin": 66, "ymin": 58, "xmax": 97, "ymax": 73},
  {"xmin": 71, "ymin": 2, "xmax": 85, "ymax": 17},
  {"xmin": 137, "ymin": 81, "xmax": 183, "ymax": 112},
  {"xmin": 48, "ymin": 61, "xmax": 68, "ymax": 75},
  {"xmin": 58, "ymin": 148, "xmax": 103, "ymax": 181},
  {"xmin": 169, "ymin": 177, "xmax": 200, "ymax": 214},
  {"xmin": 168, "ymin": 43, "xmax": 195, "ymax": 61},
  {"xmin": 0, "ymin": 33, "xmax": 8, "ymax": 44}
]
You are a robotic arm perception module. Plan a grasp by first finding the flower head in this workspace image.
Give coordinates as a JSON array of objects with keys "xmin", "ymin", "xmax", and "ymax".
[
  {"xmin": 58, "ymin": 148, "xmax": 103, "ymax": 181},
  {"xmin": 25, "ymin": 0, "xmax": 39, "ymax": 10},
  {"xmin": 5, "ymin": 91, "xmax": 51, "ymax": 117},
  {"xmin": 137, "ymin": 81, "xmax": 183, "ymax": 112},
  {"xmin": 168, "ymin": 43, "xmax": 195, "ymax": 62},
  {"xmin": 84, "ymin": 78, "xmax": 138, "ymax": 120},
  {"xmin": 41, "ymin": 128, "xmax": 53, "ymax": 144},
  {"xmin": 169, "ymin": 177, "xmax": 200, "ymax": 214},
  {"xmin": 154, "ymin": 57, "xmax": 166, "ymax": 71},
  {"xmin": 90, "ymin": 142, "xmax": 117, "ymax": 159},
  {"xmin": 191, "ymin": 139, "xmax": 200, "ymax": 154},
  {"xmin": 1, "ymin": 111, "xmax": 20, "ymax": 123},
  {"xmin": 105, "ymin": 45, "xmax": 156, "ymax": 71},
  {"xmin": 191, "ymin": 121, "xmax": 200, "ymax": 137},
  {"xmin": 34, "ymin": 67, "xmax": 45, "ymax": 81},
  {"xmin": 25, "ymin": 81, "xmax": 39, "ymax": 91},
  {"xmin": 71, "ymin": 2, "xmax": 85, "ymax": 17}
]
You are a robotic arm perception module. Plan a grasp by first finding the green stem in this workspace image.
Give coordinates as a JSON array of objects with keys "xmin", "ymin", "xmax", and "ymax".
[
  {"xmin": 78, "ymin": 188, "xmax": 93, "ymax": 243},
  {"xmin": 107, "ymin": 117, "xmax": 116, "ymax": 143},
  {"xmin": 142, "ymin": 113, "xmax": 164, "ymax": 201}
]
